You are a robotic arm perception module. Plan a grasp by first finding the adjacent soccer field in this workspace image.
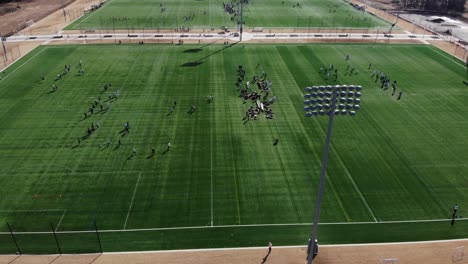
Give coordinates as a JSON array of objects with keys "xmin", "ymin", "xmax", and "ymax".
[
  {"xmin": 65, "ymin": 0, "xmax": 389, "ymax": 30},
  {"xmin": 0, "ymin": 43, "xmax": 467, "ymax": 253}
]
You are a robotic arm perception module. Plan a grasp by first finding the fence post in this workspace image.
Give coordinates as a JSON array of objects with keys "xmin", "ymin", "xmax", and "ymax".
[
  {"xmin": 0, "ymin": 33, "xmax": 7, "ymax": 62},
  {"xmin": 94, "ymin": 221, "xmax": 103, "ymax": 253},
  {"xmin": 50, "ymin": 223, "xmax": 62, "ymax": 255},
  {"xmin": 6, "ymin": 222, "xmax": 21, "ymax": 255}
]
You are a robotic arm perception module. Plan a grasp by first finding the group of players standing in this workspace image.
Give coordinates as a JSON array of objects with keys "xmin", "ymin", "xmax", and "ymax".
[
  {"xmin": 318, "ymin": 54, "xmax": 404, "ymax": 101},
  {"xmin": 236, "ymin": 64, "xmax": 276, "ymax": 122}
]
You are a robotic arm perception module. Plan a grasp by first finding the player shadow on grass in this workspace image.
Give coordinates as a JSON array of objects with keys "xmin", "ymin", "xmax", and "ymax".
[
  {"xmin": 242, "ymin": 116, "xmax": 249, "ymax": 125},
  {"xmin": 161, "ymin": 149, "xmax": 170, "ymax": 155},
  {"xmin": 101, "ymin": 145, "xmax": 110, "ymax": 151},
  {"xmin": 119, "ymin": 129, "xmax": 129, "ymax": 137}
]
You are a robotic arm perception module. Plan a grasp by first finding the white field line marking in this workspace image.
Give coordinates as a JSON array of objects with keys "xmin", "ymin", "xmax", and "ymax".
[
  {"xmin": 340, "ymin": 165, "xmax": 377, "ymax": 222},
  {"xmin": 0, "ymin": 218, "xmax": 466, "ymax": 235},
  {"xmin": 429, "ymin": 45, "xmax": 467, "ymax": 65},
  {"xmin": 210, "ymin": 98, "xmax": 214, "ymax": 227},
  {"xmin": 72, "ymin": 0, "xmax": 117, "ymax": 29},
  {"xmin": 325, "ymin": 134, "xmax": 377, "ymax": 222},
  {"xmin": 105, "ymin": 238, "xmax": 468, "ymax": 254},
  {"xmin": 5, "ymin": 238, "xmax": 468, "ymax": 257},
  {"xmin": 102, "ymin": 238, "xmax": 468, "ymax": 254},
  {"xmin": 419, "ymin": 38, "xmax": 430, "ymax": 44},
  {"xmin": 0, "ymin": 47, "xmax": 47, "ymax": 84},
  {"xmin": 123, "ymin": 172, "xmax": 142, "ymax": 230},
  {"xmin": 55, "ymin": 210, "xmax": 67, "ymax": 231}
]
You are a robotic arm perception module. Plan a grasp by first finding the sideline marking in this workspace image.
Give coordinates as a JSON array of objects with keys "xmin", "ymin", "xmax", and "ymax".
[
  {"xmin": 210, "ymin": 96, "xmax": 214, "ymax": 227},
  {"xmin": 1, "ymin": 217, "xmax": 465, "ymax": 235},
  {"xmin": 429, "ymin": 45, "xmax": 466, "ymax": 66},
  {"xmin": 123, "ymin": 172, "xmax": 142, "ymax": 230},
  {"xmin": 0, "ymin": 47, "xmax": 47, "ymax": 84},
  {"xmin": 104, "ymin": 237, "xmax": 468, "ymax": 254},
  {"xmin": 55, "ymin": 210, "xmax": 67, "ymax": 231},
  {"xmin": 9, "ymin": 237, "xmax": 468, "ymax": 257},
  {"xmin": 334, "ymin": 154, "xmax": 377, "ymax": 222}
]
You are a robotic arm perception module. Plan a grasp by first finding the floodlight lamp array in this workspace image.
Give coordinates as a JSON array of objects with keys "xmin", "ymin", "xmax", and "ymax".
[{"xmin": 304, "ymin": 85, "xmax": 362, "ymax": 117}]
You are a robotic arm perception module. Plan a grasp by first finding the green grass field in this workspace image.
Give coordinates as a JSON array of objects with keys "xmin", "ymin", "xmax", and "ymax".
[
  {"xmin": 0, "ymin": 43, "xmax": 467, "ymax": 254},
  {"xmin": 65, "ymin": 0, "xmax": 389, "ymax": 30}
]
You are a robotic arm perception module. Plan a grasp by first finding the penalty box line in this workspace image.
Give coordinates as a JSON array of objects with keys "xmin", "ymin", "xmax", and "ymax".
[{"xmin": 0, "ymin": 218, "xmax": 466, "ymax": 235}]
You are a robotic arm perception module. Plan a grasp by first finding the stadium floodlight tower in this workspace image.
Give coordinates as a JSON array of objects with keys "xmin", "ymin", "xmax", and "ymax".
[{"xmin": 303, "ymin": 84, "xmax": 362, "ymax": 264}]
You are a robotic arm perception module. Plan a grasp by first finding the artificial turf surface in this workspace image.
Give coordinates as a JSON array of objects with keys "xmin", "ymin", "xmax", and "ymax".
[
  {"xmin": 65, "ymin": 0, "xmax": 389, "ymax": 31},
  {"xmin": 0, "ymin": 43, "xmax": 467, "ymax": 253}
]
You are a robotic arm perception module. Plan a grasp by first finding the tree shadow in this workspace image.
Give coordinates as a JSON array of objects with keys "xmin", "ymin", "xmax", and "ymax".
[
  {"xmin": 181, "ymin": 61, "xmax": 203, "ymax": 67},
  {"xmin": 181, "ymin": 42, "xmax": 238, "ymax": 67},
  {"xmin": 183, "ymin": 48, "xmax": 203, "ymax": 53},
  {"xmin": 161, "ymin": 149, "xmax": 170, "ymax": 155}
]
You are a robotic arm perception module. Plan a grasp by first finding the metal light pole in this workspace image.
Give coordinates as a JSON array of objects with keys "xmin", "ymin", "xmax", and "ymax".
[
  {"xmin": 303, "ymin": 85, "xmax": 362, "ymax": 264},
  {"xmin": 389, "ymin": 11, "xmax": 399, "ymax": 35},
  {"xmin": 238, "ymin": 0, "xmax": 243, "ymax": 41},
  {"xmin": 60, "ymin": 0, "xmax": 67, "ymax": 22}
]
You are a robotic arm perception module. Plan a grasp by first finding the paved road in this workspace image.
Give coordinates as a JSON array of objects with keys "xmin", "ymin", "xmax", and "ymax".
[{"xmin": 3, "ymin": 31, "xmax": 451, "ymax": 43}]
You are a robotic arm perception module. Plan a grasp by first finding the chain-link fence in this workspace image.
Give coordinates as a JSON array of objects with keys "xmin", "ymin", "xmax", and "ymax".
[{"xmin": 0, "ymin": 222, "xmax": 102, "ymax": 254}]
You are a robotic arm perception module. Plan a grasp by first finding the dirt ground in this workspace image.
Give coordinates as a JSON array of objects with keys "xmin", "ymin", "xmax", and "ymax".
[
  {"xmin": 0, "ymin": 0, "xmax": 99, "ymax": 70},
  {"xmin": 0, "ymin": 0, "xmax": 76, "ymax": 36},
  {"xmin": 0, "ymin": 239, "xmax": 467, "ymax": 264},
  {"xmin": 15, "ymin": 0, "xmax": 101, "ymax": 35}
]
